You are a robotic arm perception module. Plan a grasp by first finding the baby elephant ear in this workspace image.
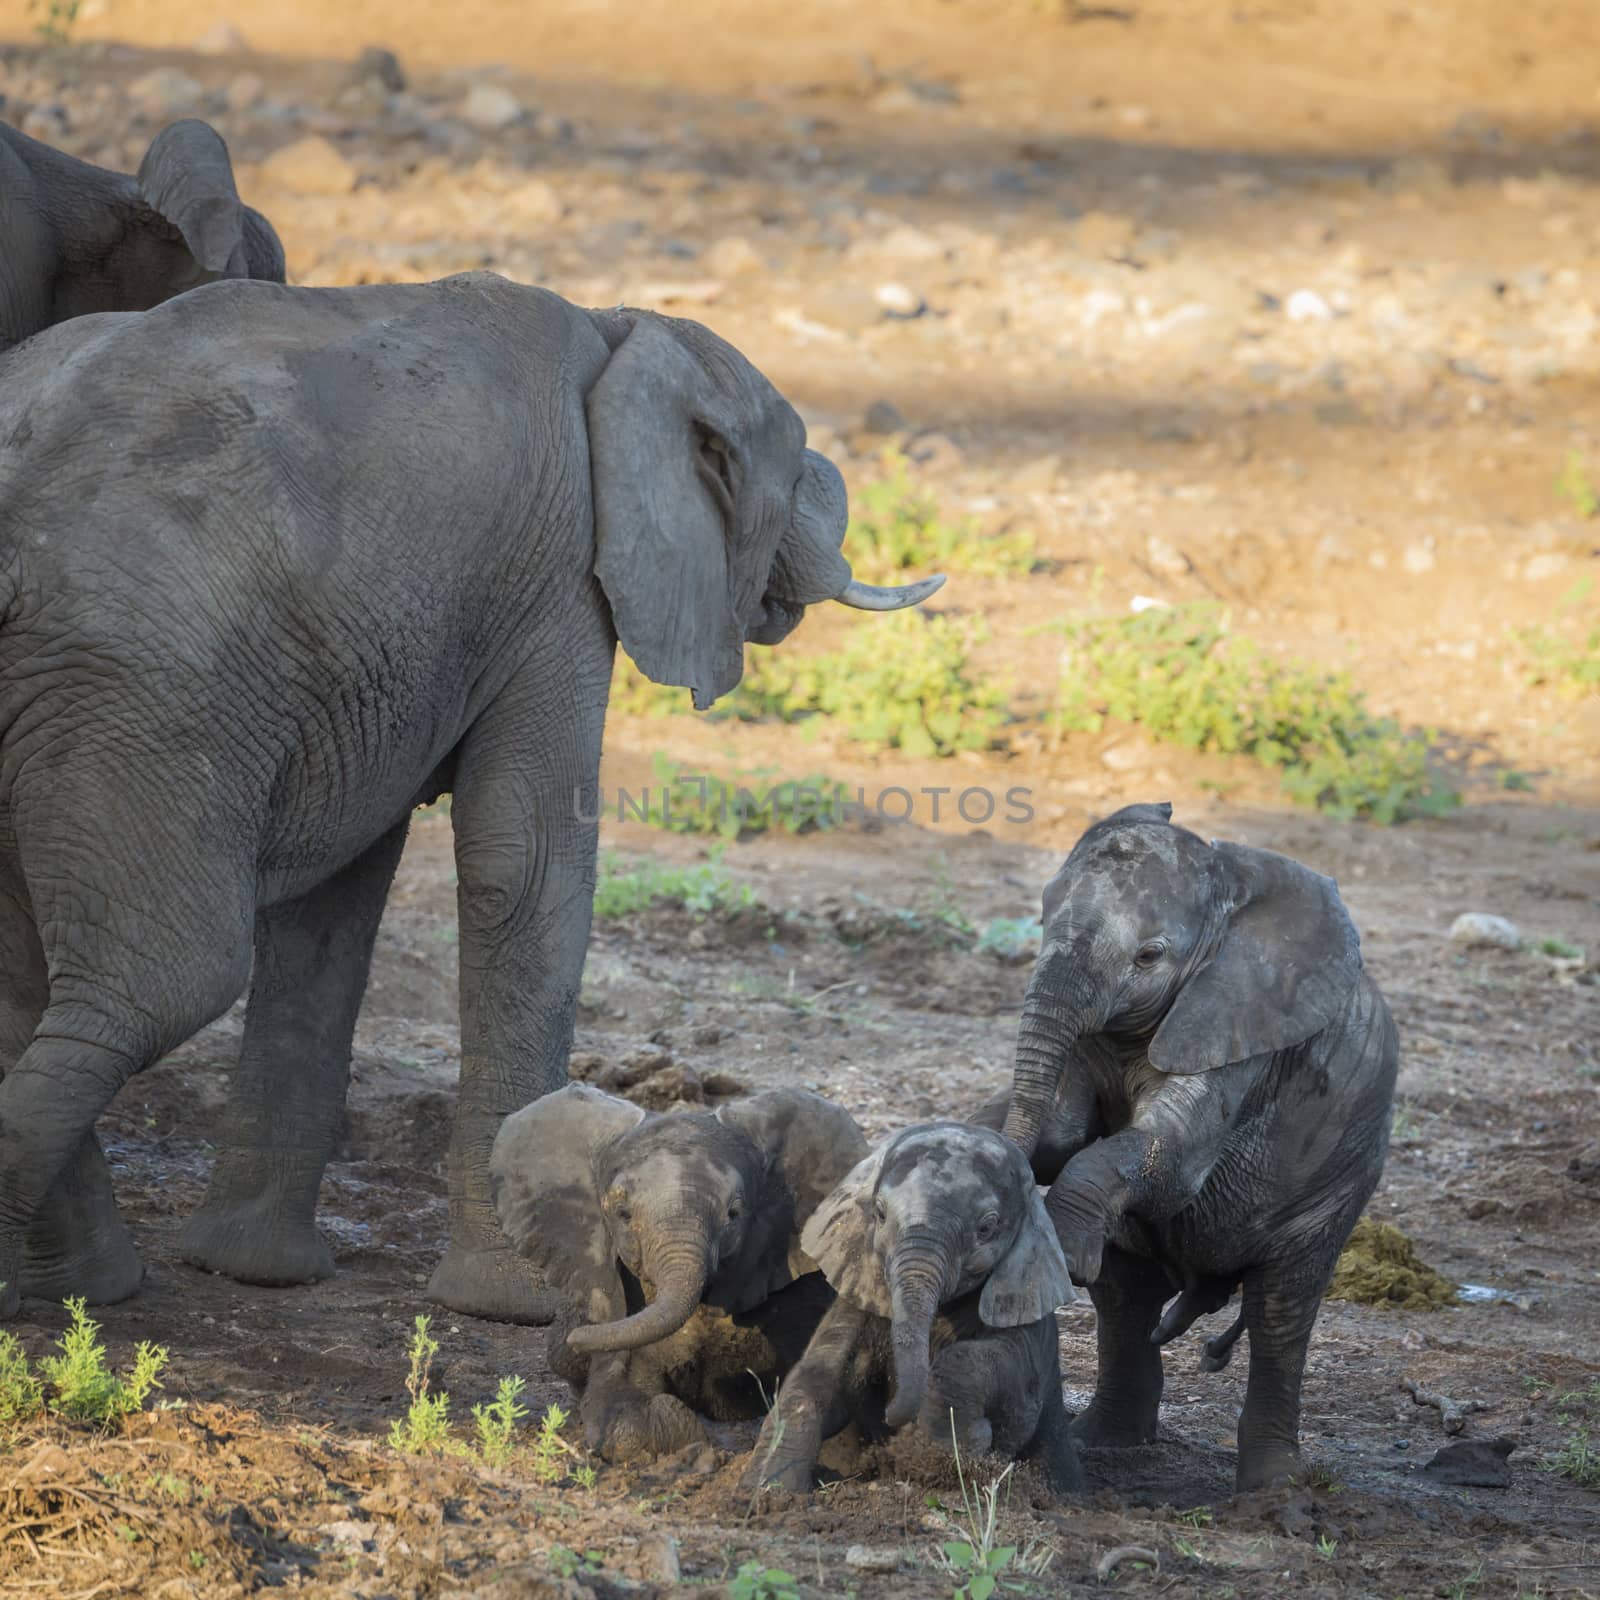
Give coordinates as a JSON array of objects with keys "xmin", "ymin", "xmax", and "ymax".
[
  {"xmin": 715, "ymin": 1089, "xmax": 870, "ymax": 1305},
  {"xmin": 489, "ymin": 1084, "xmax": 644, "ymax": 1318},
  {"xmin": 137, "ymin": 120, "xmax": 247, "ymax": 275},
  {"xmin": 799, "ymin": 1144, "xmax": 893, "ymax": 1317},
  {"xmin": 979, "ymin": 1184, "xmax": 1076, "ymax": 1328},
  {"xmin": 1149, "ymin": 841, "xmax": 1362, "ymax": 1075}
]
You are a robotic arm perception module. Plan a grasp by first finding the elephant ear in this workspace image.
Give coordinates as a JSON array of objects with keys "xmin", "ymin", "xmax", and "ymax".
[
  {"xmin": 711, "ymin": 1089, "xmax": 870, "ymax": 1309},
  {"xmin": 489, "ymin": 1084, "xmax": 645, "ymax": 1323},
  {"xmin": 979, "ymin": 1182, "xmax": 1076, "ymax": 1328},
  {"xmin": 1149, "ymin": 841, "xmax": 1362, "ymax": 1074},
  {"xmin": 798, "ymin": 1143, "xmax": 893, "ymax": 1317},
  {"xmin": 240, "ymin": 205, "xmax": 288, "ymax": 283},
  {"xmin": 137, "ymin": 120, "xmax": 246, "ymax": 275},
  {"xmin": 588, "ymin": 315, "xmax": 753, "ymax": 712}
]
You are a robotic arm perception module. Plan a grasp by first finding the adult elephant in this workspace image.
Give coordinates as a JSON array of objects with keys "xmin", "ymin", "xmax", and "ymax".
[
  {"xmin": 0, "ymin": 271, "xmax": 941, "ymax": 1323},
  {"xmin": 0, "ymin": 118, "xmax": 285, "ymax": 353}
]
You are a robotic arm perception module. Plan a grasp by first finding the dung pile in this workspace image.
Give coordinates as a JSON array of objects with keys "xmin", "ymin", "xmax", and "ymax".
[{"xmin": 1327, "ymin": 1218, "xmax": 1457, "ymax": 1310}]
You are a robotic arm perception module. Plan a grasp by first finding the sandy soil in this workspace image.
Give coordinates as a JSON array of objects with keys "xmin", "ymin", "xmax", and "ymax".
[{"xmin": 2, "ymin": 0, "xmax": 1599, "ymax": 1594}]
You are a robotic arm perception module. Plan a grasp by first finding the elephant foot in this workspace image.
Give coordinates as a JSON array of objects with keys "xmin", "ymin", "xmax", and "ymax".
[
  {"xmin": 744, "ymin": 1454, "xmax": 813, "ymax": 1496},
  {"xmin": 0, "ymin": 1254, "xmax": 21, "ymax": 1320},
  {"xmin": 21, "ymin": 1223, "xmax": 144, "ymax": 1306},
  {"xmin": 1069, "ymin": 1398, "xmax": 1159, "ymax": 1449},
  {"xmin": 179, "ymin": 1204, "xmax": 334, "ymax": 1288},
  {"xmin": 426, "ymin": 1242, "xmax": 561, "ymax": 1326},
  {"xmin": 1236, "ymin": 1443, "xmax": 1301, "ymax": 1495},
  {"xmin": 585, "ymin": 1389, "xmax": 709, "ymax": 1463}
]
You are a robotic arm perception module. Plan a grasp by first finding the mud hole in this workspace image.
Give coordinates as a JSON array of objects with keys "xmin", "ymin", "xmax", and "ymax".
[{"xmin": 5, "ymin": 0, "xmax": 1600, "ymax": 1594}]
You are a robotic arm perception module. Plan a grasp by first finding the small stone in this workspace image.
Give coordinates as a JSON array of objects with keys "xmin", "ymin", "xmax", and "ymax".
[
  {"xmin": 461, "ymin": 83, "xmax": 525, "ymax": 132},
  {"xmin": 194, "ymin": 20, "xmax": 250, "ymax": 53},
  {"xmin": 1449, "ymin": 913, "xmax": 1521, "ymax": 951},
  {"xmin": 1422, "ymin": 1437, "xmax": 1515, "ymax": 1488},
  {"xmin": 350, "ymin": 46, "xmax": 406, "ymax": 93},
  {"xmin": 1146, "ymin": 535, "xmax": 1191, "ymax": 577},
  {"xmin": 638, "ymin": 1533, "xmax": 681, "ymax": 1584},
  {"xmin": 874, "ymin": 281, "xmax": 924, "ymax": 317},
  {"xmin": 874, "ymin": 224, "xmax": 944, "ymax": 262},
  {"xmin": 1403, "ymin": 541, "xmax": 1436, "ymax": 574},
  {"xmin": 1286, "ymin": 288, "xmax": 1334, "ymax": 322},
  {"xmin": 129, "ymin": 67, "xmax": 204, "ymax": 117},
  {"xmin": 1523, "ymin": 552, "xmax": 1568, "ymax": 581},
  {"xmin": 861, "ymin": 399, "xmax": 908, "ymax": 435},
  {"xmin": 846, "ymin": 1546, "xmax": 902, "ymax": 1574},
  {"xmin": 705, "ymin": 236, "xmax": 762, "ymax": 278},
  {"xmin": 259, "ymin": 135, "xmax": 359, "ymax": 196},
  {"xmin": 224, "ymin": 72, "xmax": 265, "ymax": 112},
  {"xmin": 317, "ymin": 1519, "xmax": 372, "ymax": 1551},
  {"xmin": 1101, "ymin": 739, "xmax": 1156, "ymax": 772}
]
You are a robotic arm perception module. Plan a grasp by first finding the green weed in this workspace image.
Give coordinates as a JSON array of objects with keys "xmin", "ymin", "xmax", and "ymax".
[
  {"xmin": 613, "ymin": 611, "xmax": 1010, "ymax": 759},
  {"xmin": 40, "ymin": 1299, "xmax": 168, "ymax": 1424},
  {"xmin": 387, "ymin": 1316, "xmax": 452, "ymax": 1456},
  {"xmin": 28, "ymin": 0, "xmax": 80, "ymax": 46},
  {"xmin": 729, "ymin": 1562, "xmax": 802, "ymax": 1600},
  {"xmin": 633, "ymin": 754, "xmax": 844, "ymax": 840},
  {"xmin": 1511, "ymin": 576, "xmax": 1600, "ymax": 697},
  {"xmin": 846, "ymin": 454, "xmax": 1035, "ymax": 582},
  {"xmin": 1176, "ymin": 1505, "xmax": 1214, "ymax": 1529},
  {"xmin": 975, "ymin": 916, "xmax": 1042, "ymax": 961},
  {"xmin": 1049, "ymin": 602, "xmax": 1458, "ymax": 823},
  {"xmin": 548, "ymin": 1545, "xmax": 605, "ymax": 1579},
  {"xmin": 471, "ymin": 1375, "xmax": 529, "ymax": 1469},
  {"xmin": 929, "ymin": 1422, "xmax": 1050, "ymax": 1600},
  {"xmin": 0, "ymin": 1328, "xmax": 45, "ymax": 1431},
  {"xmin": 529, "ymin": 1402, "xmax": 592, "ymax": 1486},
  {"xmin": 592, "ymin": 850, "xmax": 755, "ymax": 919},
  {"xmin": 1544, "ymin": 1430, "xmax": 1600, "ymax": 1488},
  {"xmin": 1535, "ymin": 936, "xmax": 1584, "ymax": 960},
  {"xmin": 1555, "ymin": 451, "xmax": 1599, "ymax": 518}
]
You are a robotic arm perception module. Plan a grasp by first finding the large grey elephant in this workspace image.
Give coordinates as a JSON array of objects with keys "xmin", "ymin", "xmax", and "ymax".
[
  {"xmin": 490, "ymin": 1083, "xmax": 867, "ymax": 1460},
  {"xmin": 0, "ymin": 270, "xmax": 941, "ymax": 1323},
  {"xmin": 746, "ymin": 1123, "xmax": 1081, "ymax": 1495},
  {"xmin": 0, "ymin": 119, "xmax": 285, "ymax": 352},
  {"xmin": 986, "ymin": 802, "xmax": 1397, "ymax": 1492}
]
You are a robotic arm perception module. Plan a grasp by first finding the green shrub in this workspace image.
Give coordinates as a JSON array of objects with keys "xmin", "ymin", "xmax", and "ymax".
[
  {"xmin": 593, "ymin": 850, "xmax": 756, "ymax": 919},
  {"xmin": 633, "ymin": 754, "xmax": 844, "ymax": 840},
  {"xmin": 847, "ymin": 454, "xmax": 1035, "ymax": 582},
  {"xmin": 472, "ymin": 1376, "xmax": 529, "ymax": 1468},
  {"xmin": 1545, "ymin": 1431, "xmax": 1599, "ymax": 1489},
  {"xmin": 388, "ymin": 1315, "xmax": 452, "ymax": 1456},
  {"xmin": 1556, "ymin": 451, "xmax": 1599, "ymax": 518},
  {"xmin": 39, "ymin": 1299, "xmax": 168, "ymax": 1424},
  {"xmin": 0, "ymin": 1329, "xmax": 45, "ymax": 1430},
  {"xmin": 1050, "ymin": 603, "xmax": 1458, "ymax": 823},
  {"xmin": 1512, "ymin": 577, "xmax": 1600, "ymax": 697}
]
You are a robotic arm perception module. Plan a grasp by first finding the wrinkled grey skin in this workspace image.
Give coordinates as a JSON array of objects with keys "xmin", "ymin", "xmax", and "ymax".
[
  {"xmin": 0, "ymin": 271, "xmax": 940, "ymax": 1324},
  {"xmin": 985, "ymin": 802, "xmax": 1398, "ymax": 1493},
  {"xmin": 0, "ymin": 119, "xmax": 285, "ymax": 352},
  {"xmin": 746, "ymin": 1124, "xmax": 1082, "ymax": 1496},
  {"xmin": 490, "ymin": 1083, "xmax": 867, "ymax": 1460}
]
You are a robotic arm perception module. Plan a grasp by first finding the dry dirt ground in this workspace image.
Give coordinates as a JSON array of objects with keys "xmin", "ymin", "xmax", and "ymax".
[{"xmin": 2, "ymin": 1, "xmax": 1599, "ymax": 1595}]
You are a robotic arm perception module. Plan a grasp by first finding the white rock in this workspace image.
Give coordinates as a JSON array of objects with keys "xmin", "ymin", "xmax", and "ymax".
[
  {"xmin": 1285, "ymin": 288, "xmax": 1335, "ymax": 322},
  {"xmin": 875, "ymin": 224, "xmax": 944, "ymax": 262},
  {"xmin": 874, "ymin": 281, "xmax": 924, "ymax": 316},
  {"xmin": 1448, "ymin": 913, "xmax": 1521, "ymax": 951},
  {"xmin": 194, "ymin": 20, "xmax": 249, "ymax": 53},
  {"xmin": 460, "ymin": 83, "xmax": 525, "ymax": 132},
  {"xmin": 259, "ymin": 135, "xmax": 358, "ymax": 196},
  {"xmin": 129, "ymin": 67, "xmax": 204, "ymax": 117},
  {"xmin": 1402, "ymin": 541, "xmax": 1436, "ymax": 574},
  {"xmin": 1146, "ymin": 535, "xmax": 1191, "ymax": 576},
  {"xmin": 845, "ymin": 1546, "xmax": 902, "ymax": 1573}
]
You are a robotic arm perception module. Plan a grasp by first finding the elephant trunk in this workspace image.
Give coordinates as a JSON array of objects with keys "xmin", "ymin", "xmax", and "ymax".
[
  {"xmin": 1004, "ymin": 947, "xmax": 1105, "ymax": 1156},
  {"xmin": 566, "ymin": 1223, "xmax": 710, "ymax": 1354},
  {"xmin": 883, "ymin": 1230, "xmax": 955, "ymax": 1430}
]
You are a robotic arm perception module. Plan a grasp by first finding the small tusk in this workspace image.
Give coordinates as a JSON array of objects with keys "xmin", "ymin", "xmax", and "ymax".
[{"xmin": 833, "ymin": 573, "xmax": 947, "ymax": 611}]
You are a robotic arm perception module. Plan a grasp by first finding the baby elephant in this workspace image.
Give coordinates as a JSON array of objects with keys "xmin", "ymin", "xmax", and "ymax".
[
  {"xmin": 491, "ymin": 1083, "xmax": 867, "ymax": 1461},
  {"xmin": 988, "ymin": 802, "xmax": 1398, "ymax": 1493},
  {"xmin": 746, "ymin": 1123, "xmax": 1082, "ymax": 1495}
]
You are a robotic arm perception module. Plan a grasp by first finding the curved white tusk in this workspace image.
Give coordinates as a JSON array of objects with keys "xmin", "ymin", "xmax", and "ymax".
[{"xmin": 833, "ymin": 573, "xmax": 947, "ymax": 611}]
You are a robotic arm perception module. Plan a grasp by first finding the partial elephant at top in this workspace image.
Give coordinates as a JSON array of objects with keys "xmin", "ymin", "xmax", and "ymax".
[
  {"xmin": 0, "ymin": 118, "xmax": 285, "ymax": 353},
  {"xmin": 0, "ymin": 271, "xmax": 943, "ymax": 1326}
]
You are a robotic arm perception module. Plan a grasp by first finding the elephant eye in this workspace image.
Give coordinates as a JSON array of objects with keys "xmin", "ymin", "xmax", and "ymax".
[
  {"xmin": 872, "ymin": 1197, "xmax": 887, "ymax": 1224},
  {"xmin": 726, "ymin": 1198, "xmax": 742, "ymax": 1222},
  {"xmin": 1134, "ymin": 939, "xmax": 1167, "ymax": 967},
  {"xmin": 975, "ymin": 1211, "xmax": 1001, "ymax": 1241},
  {"xmin": 606, "ymin": 1188, "xmax": 631, "ymax": 1222}
]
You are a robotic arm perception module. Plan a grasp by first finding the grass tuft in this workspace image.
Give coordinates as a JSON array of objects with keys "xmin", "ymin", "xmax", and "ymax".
[{"xmin": 593, "ymin": 850, "xmax": 755, "ymax": 919}]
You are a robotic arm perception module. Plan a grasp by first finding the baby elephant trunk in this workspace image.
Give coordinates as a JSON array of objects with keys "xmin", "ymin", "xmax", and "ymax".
[
  {"xmin": 566, "ymin": 1226, "xmax": 710, "ymax": 1354},
  {"xmin": 883, "ymin": 1231, "xmax": 952, "ymax": 1430}
]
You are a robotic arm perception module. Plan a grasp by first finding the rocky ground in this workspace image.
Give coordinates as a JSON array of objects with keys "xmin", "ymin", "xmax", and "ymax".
[{"xmin": 2, "ymin": 1, "xmax": 1599, "ymax": 1596}]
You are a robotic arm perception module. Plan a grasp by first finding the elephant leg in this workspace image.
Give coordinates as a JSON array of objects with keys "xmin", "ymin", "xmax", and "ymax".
[
  {"xmin": 426, "ymin": 689, "xmax": 605, "ymax": 1324},
  {"xmin": 180, "ymin": 819, "xmax": 410, "ymax": 1287},
  {"xmin": 1235, "ymin": 1264, "xmax": 1324, "ymax": 1493},
  {"xmin": 1070, "ymin": 1246, "xmax": 1169, "ymax": 1447},
  {"xmin": 1025, "ymin": 1385, "xmax": 1086, "ymax": 1496},
  {"xmin": 0, "ymin": 861, "xmax": 140, "ymax": 1306}
]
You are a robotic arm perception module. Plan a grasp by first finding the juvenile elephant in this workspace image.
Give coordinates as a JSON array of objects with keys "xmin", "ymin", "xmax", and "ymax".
[
  {"xmin": 0, "ymin": 119, "xmax": 285, "ymax": 351},
  {"xmin": 746, "ymin": 1123, "xmax": 1082, "ymax": 1495},
  {"xmin": 490, "ymin": 1083, "xmax": 867, "ymax": 1459},
  {"xmin": 0, "ymin": 271, "xmax": 941, "ymax": 1322},
  {"xmin": 987, "ymin": 802, "xmax": 1397, "ymax": 1492}
]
